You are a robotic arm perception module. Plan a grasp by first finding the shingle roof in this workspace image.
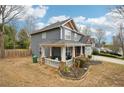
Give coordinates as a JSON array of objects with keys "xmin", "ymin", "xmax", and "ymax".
[{"xmin": 31, "ymin": 19, "xmax": 71, "ymax": 35}]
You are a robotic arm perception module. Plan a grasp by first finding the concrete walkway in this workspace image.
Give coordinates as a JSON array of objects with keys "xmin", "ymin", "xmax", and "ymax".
[{"xmin": 92, "ymin": 55, "xmax": 124, "ymax": 65}]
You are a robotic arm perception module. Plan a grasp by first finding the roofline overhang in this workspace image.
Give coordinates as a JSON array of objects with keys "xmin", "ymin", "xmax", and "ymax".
[
  {"xmin": 40, "ymin": 43, "xmax": 91, "ymax": 47},
  {"xmin": 30, "ymin": 27, "xmax": 60, "ymax": 35}
]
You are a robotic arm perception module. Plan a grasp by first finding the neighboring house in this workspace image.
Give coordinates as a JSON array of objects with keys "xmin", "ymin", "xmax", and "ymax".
[{"xmin": 31, "ymin": 18, "xmax": 93, "ymax": 68}]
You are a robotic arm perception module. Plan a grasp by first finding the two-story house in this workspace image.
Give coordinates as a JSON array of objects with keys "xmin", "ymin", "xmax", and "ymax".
[{"xmin": 31, "ymin": 18, "xmax": 92, "ymax": 68}]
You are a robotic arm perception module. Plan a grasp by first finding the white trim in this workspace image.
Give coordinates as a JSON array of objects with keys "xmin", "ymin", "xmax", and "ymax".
[
  {"xmin": 61, "ymin": 19, "xmax": 72, "ymax": 26},
  {"xmin": 50, "ymin": 47, "xmax": 52, "ymax": 56},
  {"xmin": 62, "ymin": 19, "xmax": 79, "ymax": 32},
  {"xmin": 63, "ymin": 25, "xmax": 77, "ymax": 32}
]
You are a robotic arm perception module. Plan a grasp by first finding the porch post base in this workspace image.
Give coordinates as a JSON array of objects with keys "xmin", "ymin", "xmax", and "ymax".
[
  {"xmin": 59, "ymin": 61, "xmax": 66, "ymax": 71},
  {"xmin": 41, "ymin": 57, "xmax": 45, "ymax": 64},
  {"xmin": 80, "ymin": 54, "xmax": 84, "ymax": 57}
]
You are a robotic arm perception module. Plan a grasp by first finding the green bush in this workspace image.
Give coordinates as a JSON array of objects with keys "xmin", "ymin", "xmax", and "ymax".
[
  {"xmin": 88, "ymin": 55, "xmax": 92, "ymax": 59},
  {"xmin": 92, "ymin": 50, "xmax": 99, "ymax": 55},
  {"xmin": 64, "ymin": 66, "xmax": 70, "ymax": 72},
  {"xmin": 99, "ymin": 53, "xmax": 120, "ymax": 58}
]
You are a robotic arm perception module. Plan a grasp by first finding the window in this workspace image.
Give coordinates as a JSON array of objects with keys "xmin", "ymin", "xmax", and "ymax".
[
  {"xmin": 74, "ymin": 33, "xmax": 78, "ymax": 41},
  {"xmin": 66, "ymin": 47, "xmax": 72, "ymax": 59},
  {"xmin": 65, "ymin": 29, "xmax": 71, "ymax": 40},
  {"xmin": 42, "ymin": 32, "xmax": 46, "ymax": 39}
]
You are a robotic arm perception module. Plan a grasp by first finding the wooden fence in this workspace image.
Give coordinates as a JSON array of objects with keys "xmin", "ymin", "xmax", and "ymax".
[{"xmin": 4, "ymin": 49, "xmax": 32, "ymax": 57}]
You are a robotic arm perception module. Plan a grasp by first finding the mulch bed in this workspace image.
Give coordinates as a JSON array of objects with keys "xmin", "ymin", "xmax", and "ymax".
[{"xmin": 59, "ymin": 65, "xmax": 89, "ymax": 80}]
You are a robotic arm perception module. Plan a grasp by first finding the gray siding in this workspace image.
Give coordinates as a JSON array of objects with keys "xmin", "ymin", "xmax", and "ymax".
[
  {"xmin": 45, "ymin": 28, "xmax": 60, "ymax": 40},
  {"xmin": 31, "ymin": 28, "xmax": 60, "ymax": 56},
  {"xmin": 31, "ymin": 33, "xmax": 42, "ymax": 56}
]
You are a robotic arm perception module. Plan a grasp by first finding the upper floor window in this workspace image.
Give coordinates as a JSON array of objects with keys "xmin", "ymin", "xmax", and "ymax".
[
  {"xmin": 65, "ymin": 29, "xmax": 71, "ymax": 40},
  {"xmin": 42, "ymin": 32, "xmax": 46, "ymax": 39},
  {"xmin": 74, "ymin": 33, "xmax": 79, "ymax": 41}
]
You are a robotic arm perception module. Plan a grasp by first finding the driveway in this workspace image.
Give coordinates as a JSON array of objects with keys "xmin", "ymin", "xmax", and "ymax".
[{"xmin": 92, "ymin": 55, "xmax": 124, "ymax": 65}]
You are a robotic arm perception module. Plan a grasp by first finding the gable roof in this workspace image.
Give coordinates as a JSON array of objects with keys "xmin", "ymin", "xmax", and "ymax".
[
  {"xmin": 31, "ymin": 19, "xmax": 71, "ymax": 35},
  {"xmin": 62, "ymin": 19, "xmax": 78, "ymax": 31},
  {"xmin": 31, "ymin": 18, "xmax": 85, "ymax": 36}
]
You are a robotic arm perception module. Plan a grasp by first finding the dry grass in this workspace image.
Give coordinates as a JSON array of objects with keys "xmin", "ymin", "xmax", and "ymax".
[{"xmin": 0, "ymin": 57, "xmax": 124, "ymax": 87}]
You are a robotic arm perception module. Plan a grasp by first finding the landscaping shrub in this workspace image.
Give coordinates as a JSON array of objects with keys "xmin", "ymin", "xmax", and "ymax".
[
  {"xmin": 88, "ymin": 55, "xmax": 92, "ymax": 59},
  {"xmin": 64, "ymin": 66, "xmax": 70, "ymax": 72},
  {"xmin": 93, "ymin": 49, "xmax": 123, "ymax": 59},
  {"xmin": 92, "ymin": 50, "xmax": 99, "ymax": 55},
  {"xmin": 99, "ymin": 53, "xmax": 120, "ymax": 58},
  {"xmin": 74, "ymin": 57, "xmax": 89, "ymax": 68}
]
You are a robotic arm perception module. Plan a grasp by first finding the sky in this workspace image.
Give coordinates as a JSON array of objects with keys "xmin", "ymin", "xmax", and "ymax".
[{"xmin": 4, "ymin": 5, "xmax": 121, "ymax": 44}]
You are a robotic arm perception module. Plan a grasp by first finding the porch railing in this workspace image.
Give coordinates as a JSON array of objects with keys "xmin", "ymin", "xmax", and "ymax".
[
  {"xmin": 66, "ymin": 58, "xmax": 73, "ymax": 67},
  {"xmin": 44, "ymin": 58, "xmax": 60, "ymax": 68}
]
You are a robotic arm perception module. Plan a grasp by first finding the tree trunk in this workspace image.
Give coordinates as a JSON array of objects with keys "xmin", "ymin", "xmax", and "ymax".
[{"xmin": 0, "ymin": 25, "xmax": 5, "ymax": 58}]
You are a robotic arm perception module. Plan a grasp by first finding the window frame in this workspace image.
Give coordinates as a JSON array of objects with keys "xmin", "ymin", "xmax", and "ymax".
[
  {"xmin": 65, "ymin": 29, "xmax": 71, "ymax": 40},
  {"xmin": 74, "ymin": 33, "xmax": 79, "ymax": 41},
  {"xmin": 42, "ymin": 32, "xmax": 46, "ymax": 39}
]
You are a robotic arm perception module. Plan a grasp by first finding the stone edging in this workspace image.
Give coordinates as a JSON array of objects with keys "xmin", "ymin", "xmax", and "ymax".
[{"xmin": 58, "ymin": 66, "xmax": 90, "ymax": 80}]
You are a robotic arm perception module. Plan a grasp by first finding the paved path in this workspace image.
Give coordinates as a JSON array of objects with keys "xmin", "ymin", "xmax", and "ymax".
[{"xmin": 92, "ymin": 55, "xmax": 124, "ymax": 65}]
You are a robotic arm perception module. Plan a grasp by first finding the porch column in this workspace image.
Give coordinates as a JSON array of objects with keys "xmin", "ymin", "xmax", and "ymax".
[
  {"xmin": 80, "ymin": 46, "xmax": 83, "ymax": 55},
  {"xmin": 41, "ymin": 46, "xmax": 45, "ymax": 58},
  {"xmin": 50, "ymin": 47, "xmax": 52, "ymax": 57},
  {"xmin": 72, "ymin": 46, "xmax": 75, "ymax": 57},
  {"xmin": 61, "ymin": 46, "xmax": 66, "ymax": 62}
]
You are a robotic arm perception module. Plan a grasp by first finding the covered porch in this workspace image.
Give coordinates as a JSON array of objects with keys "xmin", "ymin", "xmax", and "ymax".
[{"xmin": 40, "ymin": 40, "xmax": 91, "ymax": 68}]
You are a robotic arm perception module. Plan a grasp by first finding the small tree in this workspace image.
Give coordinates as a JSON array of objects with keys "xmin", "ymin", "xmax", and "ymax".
[{"xmin": 18, "ymin": 28, "xmax": 30, "ymax": 49}]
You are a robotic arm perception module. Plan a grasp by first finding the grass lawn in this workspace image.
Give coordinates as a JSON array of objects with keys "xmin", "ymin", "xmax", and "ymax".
[{"xmin": 0, "ymin": 57, "xmax": 124, "ymax": 87}]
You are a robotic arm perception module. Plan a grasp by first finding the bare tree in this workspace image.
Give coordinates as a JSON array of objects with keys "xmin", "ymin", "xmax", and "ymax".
[
  {"xmin": 111, "ymin": 5, "xmax": 124, "ymax": 57},
  {"xmin": 116, "ymin": 23, "xmax": 124, "ymax": 57},
  {"xmin": 25, "ymin": 15, "xmax": 36, "ymax": 33},
  {"xmin": 0, "ymin": 5, "xmax": 24, "ymax": 58},
  {"xmin": 95, "ymin": 29, "xmax": 105, "ymax": 48},
  {"xmin": 112, "ymin": 6, "xmax": 124, "ymax": 19},
  {"xmin": 25, "ymin": 15, "xmax": 36, "ymax": 49}
]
